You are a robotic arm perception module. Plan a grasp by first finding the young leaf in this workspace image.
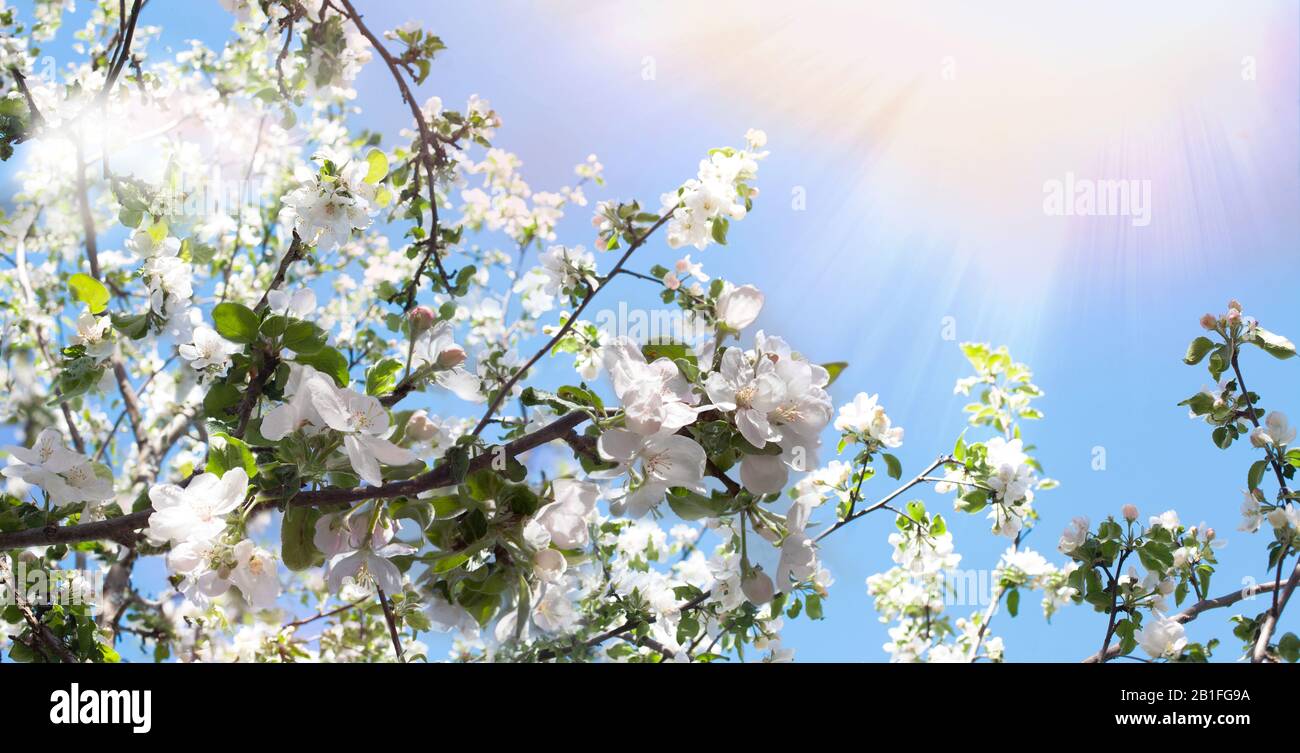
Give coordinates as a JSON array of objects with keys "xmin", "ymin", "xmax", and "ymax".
[
  {"xmin": 207, "ymin": 432, "xmax": 258, "ymax": 479},
  {"xmin": 295, "ymin": 346, "xmax": 349, "ymax": 387},
  {"xmin": 366, "ymin": 357, "xmax": 404, "ymax": 396},
  {"xmin": 281, "ymin": 505, "xmax": 322, "ymax": 571},
  {"xmin": 1183, "ymin": 336, "xmax": 1215, "ymax": 365},
  {"xmin": 68, "ymin": 273, "xmax": 109, "ymax": 314},
  {"xmin": 364, "ymin": 149, "xmax": 389, "ymax": 184},
  {"xmin": 1253, "ymin": 328, "xmax": 1296, "ymax": 360},
  {"xmin": 212, "ymin": 302, "xmax": 261, "ymax": 344},
  {"xmin": 882, "ymin": 452, "xmax": 902, "ymax": 480}
]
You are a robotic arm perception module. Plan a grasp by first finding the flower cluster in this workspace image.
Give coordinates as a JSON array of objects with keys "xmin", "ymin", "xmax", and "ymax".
[
  {"xmin": 660, "ymin": 130, "xmax": 768, "ymax": 251},
  {"xmin": 145, "ymin": 468, "xmax": 280, "ymax": 609},
  {"xmin": 2, "ymin": 429, "xmax": 114, "ymax": 509}
]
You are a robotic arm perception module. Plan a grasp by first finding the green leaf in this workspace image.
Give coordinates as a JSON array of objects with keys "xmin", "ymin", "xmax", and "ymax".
[
  {"xmin": 1183, "ymin": 336, "xmax": 1216, "ymax": 365},
  {"xmin": 1137, "ymin": 541, "xmax": 1174, "ymax": 572},
  {"xmin": 821, "ymin": 361, "xmax": 847, "ymax": 386},
  {"xmin": 280, "ymin": 505, "xmax": 321, "ymax": 571},
  {"xmin": 710, "ymin": 217, "xmax": 729, "ymax": 245},
  {"xmin": 430, "ymin": 550, "xmax": 471, "ymax": 574},
  {"xmin": 283, "ymin": 320, "xmax": 328, "ymax": 354},
  {"xmin": 110, "ymin": 312, "xmax": 150, "ymax": 340},
  {"xmin": 1279, "ymin": 632, "xmax": 1300, "ymax": 663},
  {"xmin": 641, "ymin": 342, "xmax": 697, "ymax": 369},
  {"xmin": 212, "ymin": 302, "xmax": 260, "ymax": 344},
  {"xmin": 364, "ymin": 149, "xmax": 389, "ymax": 184},
  {"xmin": 1254, "ymin": 328, "xmax": 1296, "ymax": 360},
  {"xmin": 207, "ymin": 432, "xmax": 257, "ymax": 479},
  {"xmin": 294, "ymin": 346, "xmax": 349, "ymax": 387},
  {"xmin": 1006, "ymin": 588, "xmax": 1020, "ymax": 617},
  {"xmin": 882, "ymin": 453, "xmax": 902, "ymax": 480},
  {"xmin": 68, "ymin": 273, "xmax": 109, "ymax": 314},
  {"xmin": 956, "ymin": 489, "xmax": 988, "ymax": 514},
  {"xmin": 203, "ymin": 382, "xmax": 242, "ymax": 421},
  {"xmin": 665, "ymin": 489, "xmax": 730, "ymax": 520},
  {"xmin": 365, "ymin": 358, "xmax": 404, "ymax": 397},
  {"xmin": 1208, "ymin": 346, "xmax": 1229, "ymax": 381},
  {"xmin": 1248, "ymin": 459, "xmax": 1268, "ymax": 491}
]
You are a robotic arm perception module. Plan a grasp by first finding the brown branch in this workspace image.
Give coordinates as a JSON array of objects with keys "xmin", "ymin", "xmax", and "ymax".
[
  {"xmin": 814, "ymin": 454, "xmax": 954, "ymax": 544},
  {"xmin": 15, "ymin": 595, "xmax": 78, "ymax": 663},
  {"xmin": 468, "ymin": 212, "xmax": 673, "ymax": 439},
  {"xmin": 73, "ymin": 138, "xmax": 101, "ymax": 279},
  {"xmin": 1252, "ymin": 559, "xmax": 1300, "ymax": 662},
  {"xmin": 253, "ymin": 232, "xmax": 305, "ymax": 312},
  {"xmin": 282, "ymin": 598, "xmax": 364, "ymax": 632},
  {"xmin": 95, "ymin": 0, "xmax": 144, "ymax": 107},
  {"xmin": 336, "ymin": 0, "xmax": 454, "ymax": 301},
  {"xmin": 0, "ymin": 411, "xmax": 591, "ymax": 549},
  {"xmin": 375, "ymin": 585, "xmax": 405, "ymax": 662},
  {"xmin": 112, "ymin": 361, "xmax": 147, "ymax": 449},
  {"xmin": 289, "ymin": 410, "xmax": 588, "ymax": 507},
  {"xmin": 1082, "ymin": 577, "xmax": 1284, "ymax": 663},
  {"xmin": 8, "ymin": 67, "xmax": 45, "ymax": 135}
]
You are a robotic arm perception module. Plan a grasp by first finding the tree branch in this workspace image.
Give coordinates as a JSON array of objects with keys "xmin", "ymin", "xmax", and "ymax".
[
  {"xmin": 468, "ymin": 211, "xmax": 673, "ymax": 439},
  {"xmin": 0, "ymin": 411, "xmax": 592, "ymax": 550},
  {"xmin": 1082, "ymin": 577, "xmax": 1284, "ymax": 663},
  {"xmin": 1251, "ymin": 559, "xmax": 1300, "ymax": 662},
  {"xmin": 336, "ymin": 0, "xmax": 454, "ymax": 301},
  {"xmin": 540, "ymin": 453, "xmax": 955, "ymax": 661},
  {"xmin": 375, "ymin": 585, "xmax": 405, "ymax": 662}
]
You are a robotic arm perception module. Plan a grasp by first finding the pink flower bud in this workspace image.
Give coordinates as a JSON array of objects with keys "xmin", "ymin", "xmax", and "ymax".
[
  {"xmin": 405, "ymin": 410, "xmax": 439, "ymax": 442},
  {"xmin": 1225, "ymin": 309, "xmax": 1241, "ymax": 325},
  {"xmin": 408, "ymin": 306, "xmax": 436, "ymax": 336},
  {"xmin": 1199, "ymin": 313, "xmax": 1217, "ymax": 330},
  {"xmin": 663, "ymin": 272, "xmax": 681, "ymax": 290},
  {"xmin": 1205, "ymin": 527, "xmax": 1216, "ymax": 541},
  {"xmin": 1228, "ymin": 299, "xmax": 1242, "ymax": 312},
  {"xmin": 1122, "ymin": 504, "xmax": 1138, "ymax": 522},
  {"xmin": 436, "ymin": 344, "xmax": 467, "ymax": 369}
]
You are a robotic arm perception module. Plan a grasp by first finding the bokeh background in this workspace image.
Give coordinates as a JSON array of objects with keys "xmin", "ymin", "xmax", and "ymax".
[{"xmin": 5, "ymin": 0, "xmax": 1298, "ymax": 661}]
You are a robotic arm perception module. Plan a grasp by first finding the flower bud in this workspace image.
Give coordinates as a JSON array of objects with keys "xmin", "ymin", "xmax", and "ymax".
[
  {"xmin": 1250, "ymin": 426, "xmax": 1272, "ymax": 448},
  {"xmin": 408, "ymin": 305, "xmax": 436, "ymax": 336},
  {"xmin": 1228, "ymin": 299, "xmax": 1243, "ymax": 312},
  {"xmin": 1205, "ymin": 527, "xmax": 1216, "ymax": 541},
  {"xmin": 533, "ymin": 548, "xmax": 567, "ymax": 582},
  {"xmin": 741, "ymin": 568, "xmax": 775, "ymax": 605},
  {"xmin": 1225, "ymin": 309, "xmax": 1241, "ymax": 326},
  {"xmin": 1199, "ymin": 313, "xmax": 1217, "ymax": 330},
  {"xmin": 436, "ymin": 344, "xmax": 467, "ymax": 369},
  {"xmin": 1121, "ymin": 504, "xmax": 1139, "ymax": 522},
  {"xmin": 405, "ymin": 410, "xmax": 439, "ymax": 442}
]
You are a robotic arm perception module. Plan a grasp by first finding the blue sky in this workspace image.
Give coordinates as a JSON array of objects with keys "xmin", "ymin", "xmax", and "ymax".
[{"xmin": 7, "ymin": 1, "xmax": 1300, "ymax": 661}]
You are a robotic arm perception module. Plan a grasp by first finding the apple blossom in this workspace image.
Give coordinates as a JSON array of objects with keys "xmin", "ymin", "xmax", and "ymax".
[
  {"xmin": 145, "ymin": 469, "xmax": 250, "ymax": 546},
  {"xmin": 2, "ymin": 428, "xmax": 114, "ymax": 507},
  {"xmin": 1135, "ymin": 615, "xmax": 1188, "ymax": 659},
  {"xmin": 715, "ymin": 283, "xmax": 765, "ymax": 331},
  {"xmin": 178, "ymin": 325, "xmax": 243, "ymax": 377}
]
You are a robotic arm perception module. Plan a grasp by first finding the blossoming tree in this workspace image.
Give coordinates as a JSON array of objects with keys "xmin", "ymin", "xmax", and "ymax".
[{"xmin": 0, "ymin": 1, "xmax": 1296, "ymax": 664}]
